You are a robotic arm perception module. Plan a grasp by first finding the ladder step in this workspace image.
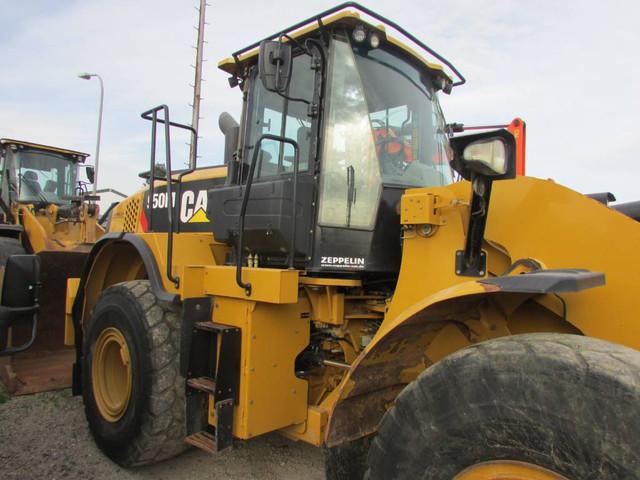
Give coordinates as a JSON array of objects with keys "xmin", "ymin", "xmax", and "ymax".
[
  {"xmin": 187, "ymin": 376, "xmax": 216, "ymax": 394},
  {"xmin": 184, "ymin": 431, "xmax": 216, "ymax": 454},
  {"xmin": 194, "ymin": 321, "xmax": 239, "ymax": 334}
]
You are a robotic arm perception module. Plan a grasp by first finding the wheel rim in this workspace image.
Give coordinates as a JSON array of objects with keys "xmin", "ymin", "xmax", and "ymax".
[
  {"xmin": 92, "ymin": 327, "xmax": 132, "ymax": 422},
  {"xmin": 454, "ymin": 460, "xmax": 569, "ymax": 480}
]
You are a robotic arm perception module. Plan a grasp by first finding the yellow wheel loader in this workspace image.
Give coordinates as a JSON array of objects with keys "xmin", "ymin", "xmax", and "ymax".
[
  {"xmin": 63, "ymin": 3, "xmax": 640, "ymax": 478},
  {"xmin": 0, "ymin": 138, "xmax": 103, "ymax": 394}
]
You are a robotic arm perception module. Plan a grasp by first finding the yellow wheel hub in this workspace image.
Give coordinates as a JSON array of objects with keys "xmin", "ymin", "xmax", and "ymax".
[
  {"xmin": 455, "ymin": 460, "xmax": 569, "ymax": 480},
  {"xmin": 92, "ymin": 327, "xmax": 133, "ymax": 423}
]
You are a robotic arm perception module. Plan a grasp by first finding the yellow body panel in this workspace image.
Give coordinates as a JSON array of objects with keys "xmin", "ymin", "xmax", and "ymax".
[
  {"xmin": 217, "ymin": 9, "xmax": 446, "ymax": 78},
  {"xmin": 209, "ymin": 296, "xmax": 310, "ymax": 439},
  {"xmin": 464, "ymin": 177, "xmax": 640, "ymax": 348},
  {"xmin": 323, "ymin": 175, "xmax": 640, "ymax": 446},
  {"xmin": 64, "ymin": 278, "xmax": 80, "ymax": 346},
  {"xmin": 17, "ymin": 204, "xmax": 102, "ymax": 253},
  {"xmin": 202, "ymin": 266, "xmax": 299, "ymax": 304}
]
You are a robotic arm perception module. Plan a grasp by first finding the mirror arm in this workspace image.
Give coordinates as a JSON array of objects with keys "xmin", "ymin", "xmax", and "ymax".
[{"xmin": 456, "ymin": 175, "xmax": 492, "ymax": 277}]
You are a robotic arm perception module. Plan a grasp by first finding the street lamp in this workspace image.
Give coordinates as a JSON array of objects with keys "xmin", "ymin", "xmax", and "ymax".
[{"xmin": 78, "ymin": 72, "xmax": 104, "ymax": 195}]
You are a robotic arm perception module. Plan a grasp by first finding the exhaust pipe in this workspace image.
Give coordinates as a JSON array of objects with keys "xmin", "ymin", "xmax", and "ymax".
[{"xmin": 612, "ymin": 201, "xmax": 640, "ymax": 221}]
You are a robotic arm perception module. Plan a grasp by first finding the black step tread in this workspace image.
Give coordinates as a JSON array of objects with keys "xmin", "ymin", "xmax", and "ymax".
[
  {"xmin": 187, "ymin": 376, "xmax": 216, "ymax": 394},
  {"xmin": 184, "ymin": 431, "xmax": 216, "ymax": 454},
  {"xmin": 194, "ymin": 321, "xmax": 240, "ymax": 333}
]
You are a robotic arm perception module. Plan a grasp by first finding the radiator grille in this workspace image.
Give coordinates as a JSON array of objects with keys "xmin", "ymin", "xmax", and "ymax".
[{"xmin": 123, "ymin": 198, "xmax": 141, "ymax": 232}]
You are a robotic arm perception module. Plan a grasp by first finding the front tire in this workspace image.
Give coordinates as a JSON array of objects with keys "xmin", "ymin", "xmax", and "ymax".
[
  {"xmin": 367, "ymin": 334, "xmax": 640, "ymax": 479},
  {"xmin": 82, "ymin": 280, "xmax": 186, "ymax": 466}
]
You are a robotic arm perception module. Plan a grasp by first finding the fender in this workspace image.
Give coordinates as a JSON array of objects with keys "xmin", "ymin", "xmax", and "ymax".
[
  {"xmin": 324, "ymin": 268, "xmax": 603, "ymax": 447},
  {"xmin": 70, "ymin": 232, "xmax": 177, "ymax": 394}
]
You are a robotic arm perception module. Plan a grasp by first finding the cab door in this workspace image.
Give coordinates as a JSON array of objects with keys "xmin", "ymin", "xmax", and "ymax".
[{"xmin": 209, "ymin": 53, "xmax": 319, "ymax": 268}]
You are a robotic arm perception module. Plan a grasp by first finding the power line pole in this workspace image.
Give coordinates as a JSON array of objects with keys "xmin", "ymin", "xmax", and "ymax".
[{"xmin": 189, "ymin": 0, "xmax": 207, "ymax": 169}]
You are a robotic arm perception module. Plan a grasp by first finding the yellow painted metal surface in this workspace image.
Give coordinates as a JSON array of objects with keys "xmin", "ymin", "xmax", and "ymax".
[
  {"xmin": 0, "ymin": 138, "xmax": 89, "ymax": 159},
  {"xmin": 280, "ymin": 406, "xmax": 328, "ymax": 446},
  {"xmin": 16, "ymin": 203, "xmax": 103, "ymax": 253},
  {"xmin": 91, "ymin": 327, "xmax": 133, "ymax": 423},
  {"xmin": 324, "ymin": 175, "xmax": 640, "ymax": 446},
  {"xmin": 217, "ymin": 9, "xmax": 446, "ymax": 77},
  {"xmin": 209, "ymin": 297, "xmax": 310, "ymax": 439},
  {"xmin": 299, "ymin": 276, "xmax": 361, "ymax": 287},
  {"xmin": 454, "ymin": 460, "xmax": 568, "ymax": 480},
  {"xmin": 202, "ymin": 265, "xmax": 300, "ymax": 304},
  {"xmin": 400, "ymin": 188, "xmax": 454, "ymax": 226},
  {"xmin": 458, "ymin": 176, "xmax": 640, "ymax": 349},
  {"xmin": 64, "ymin": 278, "xmax": 80, "ymax": 346}
]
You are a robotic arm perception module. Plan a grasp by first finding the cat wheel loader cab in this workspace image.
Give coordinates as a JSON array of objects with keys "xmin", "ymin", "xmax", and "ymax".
[
  {"xmin": 0, "ymin": 138, "xmax": 103, "ymax": 394},
  {"xmin": 68, "ymin": 3, "xmax": 640, "ymax": 479}
]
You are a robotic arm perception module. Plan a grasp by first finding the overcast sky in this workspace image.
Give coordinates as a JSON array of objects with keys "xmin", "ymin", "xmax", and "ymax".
[{"xmin": 1, "ymin": 0, "xmax": 638, "ymax": 202}]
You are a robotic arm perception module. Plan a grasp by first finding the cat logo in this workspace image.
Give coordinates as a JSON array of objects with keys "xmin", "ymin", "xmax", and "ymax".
[
  {"xmin": 150, "ymin": 189, "xmax": 211, "ymax": 224},
  {"xmin": 180, "ymin": 190, "xmax": 209, "ymax": 224}
]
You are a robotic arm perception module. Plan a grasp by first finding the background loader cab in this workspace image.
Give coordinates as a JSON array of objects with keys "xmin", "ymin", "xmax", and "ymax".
[
  {"xmin": 209, "ymin": 15, "xmax": 455, "ymax": 282},
  {"xmin": 0, "ymin": 138, "xmax": 103, "ymax": 394}
]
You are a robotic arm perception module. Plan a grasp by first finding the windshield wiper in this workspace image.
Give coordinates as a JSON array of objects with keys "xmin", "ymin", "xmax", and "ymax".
[{"xmin": 346, "ymin": 165, "xmax": 356, "ymax": 227}]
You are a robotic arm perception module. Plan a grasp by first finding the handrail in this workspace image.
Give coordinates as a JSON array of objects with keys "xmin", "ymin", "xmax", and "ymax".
[
  {"xmin": 236, "ymin": 134, "xmax": 300, "ymax": 296},
  {"xmin": 141, "ymin": 105, "xmax": 198, "ymax": 288}
]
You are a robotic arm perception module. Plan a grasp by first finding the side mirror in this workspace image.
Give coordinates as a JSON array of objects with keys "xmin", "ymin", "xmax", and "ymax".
[
  {"xmin": 450, "ymin": 129, "xmax": 516, "ymax": 181},
  {"xmin": 85, "ymin": 166, "xmax": 95, "ymax": 184},
  {"xmin": 449, "ymin": 129, "xmax": 516, "ymax": 278},
  {"xmin": 259, "ymin": 40, "xmax": 292, "ymax": 93}
]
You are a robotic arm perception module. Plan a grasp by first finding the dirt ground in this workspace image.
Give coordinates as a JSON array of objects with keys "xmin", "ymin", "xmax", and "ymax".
[{"xmin": 0, "ymin": 386, "xmax": 325, "ymax": 480}]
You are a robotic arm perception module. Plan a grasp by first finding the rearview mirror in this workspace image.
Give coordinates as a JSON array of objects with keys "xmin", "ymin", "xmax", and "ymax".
[
  {"xmin": 450, "ymin": 129, "xmax": 516, "ymax": 180},
  {"xmin": 259, "ymin": 40, "xmax": 292, "ymax": 93},
  {"xmin": 85, "ymin": 166, "xmax": 95, "ymax": 184}
]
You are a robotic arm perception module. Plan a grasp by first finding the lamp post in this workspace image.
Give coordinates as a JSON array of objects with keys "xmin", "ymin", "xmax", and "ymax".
[{"xmin": 78, "ymin": 72, "xmax": 104, "ymax": 195}]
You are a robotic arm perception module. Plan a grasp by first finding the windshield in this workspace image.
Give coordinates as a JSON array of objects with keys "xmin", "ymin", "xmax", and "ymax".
[
  {"xmin": 318, "ymin": 36, "xmax": 453, "ymax": 230},
  {"xmin": 354, "ymin": 43, "xmax": 453, "ymax": 187},
  {"xmin": 15, "ymin": 150, "xmax": 78, "ymax": 204}
]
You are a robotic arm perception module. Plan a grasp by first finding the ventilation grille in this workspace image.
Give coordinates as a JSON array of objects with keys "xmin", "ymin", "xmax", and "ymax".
[{"xmin": 123, "ymin": 198, "xmax": 141, "ymax": 232}]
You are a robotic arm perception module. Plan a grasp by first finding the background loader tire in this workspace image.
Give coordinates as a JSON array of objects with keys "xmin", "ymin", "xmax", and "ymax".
[
  {"xmin": 82, "ymin": 280, "xmax": 186, "ymax": 467},
  {"xmin": 366, "ymin": 333, "xmax": 640, "ymax": 479},
  {"xmin": 0, "ymin": 237, "xmax": 26, "ymax": 267}
]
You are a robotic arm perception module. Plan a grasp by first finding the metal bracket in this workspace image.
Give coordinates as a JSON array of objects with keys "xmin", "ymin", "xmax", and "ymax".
[{"xmin": 455, "ymin": 250, "xmax": 487, "ymax": 277}]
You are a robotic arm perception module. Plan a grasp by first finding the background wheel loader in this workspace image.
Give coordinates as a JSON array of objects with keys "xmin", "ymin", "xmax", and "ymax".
[
  {"xmin": 0, "ymin": 138, "xmax": 103, "ymax": 394},
  {"xmin": 63, "ymin": 2, "xmax": 640, "ymax": 478}
]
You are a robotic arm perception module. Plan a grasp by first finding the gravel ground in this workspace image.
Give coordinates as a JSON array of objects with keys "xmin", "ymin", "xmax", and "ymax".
[{"xmin": 0, "ymin": 386, "xmax": 325, "ymax": 480}]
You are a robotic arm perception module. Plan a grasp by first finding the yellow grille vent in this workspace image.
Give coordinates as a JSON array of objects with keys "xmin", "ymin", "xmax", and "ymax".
[{"xmin": 123, "ymin": 198, "xmax": 141, "ymax": 232}]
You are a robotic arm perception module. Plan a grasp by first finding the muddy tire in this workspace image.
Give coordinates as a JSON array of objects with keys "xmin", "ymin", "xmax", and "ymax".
[
  {"xmin": 82, "ymin": 280, "xmax": 186, "ymax": 466},
  {"xmin": 367, "ymin": 333, "xmax": 640, "ymax": 479}
]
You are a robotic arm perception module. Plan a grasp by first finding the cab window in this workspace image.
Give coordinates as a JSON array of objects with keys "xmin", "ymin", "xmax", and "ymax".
[{"xmin": 244, "ymin": 54, "xmax": 314, "ymax": 181}]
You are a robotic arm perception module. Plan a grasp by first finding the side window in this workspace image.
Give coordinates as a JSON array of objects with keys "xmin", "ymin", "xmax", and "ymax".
[{"xmin": 246, "ymin": 54, "xmax": 314, "ymax": 181}]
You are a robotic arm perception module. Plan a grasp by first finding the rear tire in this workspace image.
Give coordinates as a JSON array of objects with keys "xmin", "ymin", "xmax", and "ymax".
[
  {"xmin": 0, "ymin": 237, "xmax": 26, "ymax": 347},
  {"xmin": 82, "ymin": 280, "xmax": 186, "ymax": 466},
  {"xmin": 366, "ymin": 333, "xmax": 640, "ymax": 479},
  {"xmin": 0, "ymin": 237, "xmax": 26, "ymax": 267}
]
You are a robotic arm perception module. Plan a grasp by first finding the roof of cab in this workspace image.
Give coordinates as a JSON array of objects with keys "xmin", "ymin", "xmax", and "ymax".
[
  {"xmin": 0, "ymin": 138, "xmax": 90, "ymax": 161},
  {"xmin": 217, "ymin": 4, "xmax": 461, "ymax": 86}
]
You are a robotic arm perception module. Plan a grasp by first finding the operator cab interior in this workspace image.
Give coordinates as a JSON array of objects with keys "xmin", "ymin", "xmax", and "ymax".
[{"xmin": 208, "ymin": 12, "xmax": 455, "ymax": 281}]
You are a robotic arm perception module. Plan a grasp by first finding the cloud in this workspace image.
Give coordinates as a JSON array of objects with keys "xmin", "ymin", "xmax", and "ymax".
[{"xmin": 1, "ymin": 0, "xmax": 638, "ymax": 203}]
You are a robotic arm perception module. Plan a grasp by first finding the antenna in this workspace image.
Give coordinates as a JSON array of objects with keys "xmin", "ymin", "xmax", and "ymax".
[{"xmin": 189, "ymin": 0, "xmax": 208, "ymax": 169}]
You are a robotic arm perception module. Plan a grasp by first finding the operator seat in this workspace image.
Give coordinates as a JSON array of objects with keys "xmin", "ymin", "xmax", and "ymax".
[{"xmin": 22, "ymin": 171, "xmax": 42, "ymax": 195}]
